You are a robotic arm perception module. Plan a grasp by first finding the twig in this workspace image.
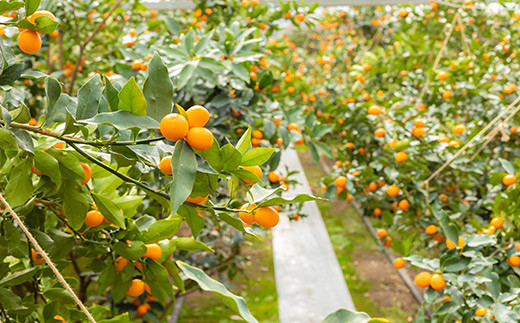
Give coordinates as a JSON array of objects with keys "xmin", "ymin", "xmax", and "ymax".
[
  {"xmin": 58, "ymin": 29, "xmax": 65, "ymax": 83},
  {"xmin": 6, "ymin": 121, "xmax": 164, "ymax": 147},
  {"xmin": 68, "ymin": 0, "xmax": 124, "ymax": 94},
  {"xmin": 489, "ymin": 238, "xmax": 514, "ymax": 258},
  {"xmin": 421, "ymin": 95, "xmax": 520, "ymax": 188}
]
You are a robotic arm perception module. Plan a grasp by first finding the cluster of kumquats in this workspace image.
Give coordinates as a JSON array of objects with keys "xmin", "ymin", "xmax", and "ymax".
[
  {"xmin": 158, "ymin": 105, "xmax": 214, "ymax": 175},
  {"xmin": 272, "ymin": 1, "xmax": 520, "ymax": 320}
]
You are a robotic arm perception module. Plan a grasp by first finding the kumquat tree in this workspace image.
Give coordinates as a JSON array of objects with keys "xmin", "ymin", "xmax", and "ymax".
[{"xmin": 1, "ymin": 0, "xmax": 520, "ymax": 322}]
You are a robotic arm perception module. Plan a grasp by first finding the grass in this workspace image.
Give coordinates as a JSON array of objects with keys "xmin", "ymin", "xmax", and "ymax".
[{"xmin": 178, "ymin": 237, "xmax": 278, "ymax": 323}]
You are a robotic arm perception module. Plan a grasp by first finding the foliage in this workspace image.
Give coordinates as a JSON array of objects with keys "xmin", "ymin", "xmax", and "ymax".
[
  {"xmin": 0, "ymin": 0, "xmax": 320, "ymax": 321},
  {"xmin": 273, "ymin": 2, "xmax": 520, "ymax": 322}
]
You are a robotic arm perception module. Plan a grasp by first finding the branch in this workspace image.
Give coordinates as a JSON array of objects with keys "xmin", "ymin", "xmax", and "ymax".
[
  {"xmin": 489, "ymin": 238, "xmax": 514, "ymax": 258},
  {"xmin": 7, "ymin": 121, "xmax": 165, "ymax": 147},
  {"xmin": 45, "ymin": 203, "xmax": 108, "ymax": 246},
  {"xmin": 68, "ymin": 0, "xmax": 124, "ymax": 94},
  {"xmin": 6, "ymin": 122, "xmax": 245, "ymax": 214},
  {"xmin": 67, "ymin": 141, "xmax": 170, "ymax": 199}
]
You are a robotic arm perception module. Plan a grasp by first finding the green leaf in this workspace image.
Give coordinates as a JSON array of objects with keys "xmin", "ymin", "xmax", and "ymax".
[
  {"xmin": 236, "ymin": 126, "xmax": 252, "ymax": 154},
  {"xmin": 178, "ymin": 205, "xmax": 204, "ymax": 238},
  {"xmin": 47, "ymin": 93, "xmax": 77, "ymax": 124},
  {"xmin": 314, "ymin": 141, "xmax": 333, "ymax": 158},
  {"xmin": 97, "ymin": 264, "xmax": 117, "ymax": 294},
  {"xmin": 232, "ymin": 169, "xmax": 262, "ymax": 185},
  {"xmin": 0, "ymin": 1, "xmax": 23, "ymax": 15},
  {"xmin": 141, "ymin": 219, "xmax": 181, "ymax": 243},
  {"xmin": 24, "ymin": 0, "xmax": 40, "ymax": 16},
  {"xmin": 246, "ymin": 185, "xmax": 283, "ymax": 204},
  {"xmin": 76, "ymin": 74, "xmax": 103, "ymax": 120},
  {"xmin": 9, "ymin": 105, "xmax": 31, "ymax": 123},
  {"xmin": 241, "ymin": 147, "xmax": 275, "ymax": 166},
  {"xmin": 163, "ymin": 258, "xmax": 184, "ymax": 292},
  {"xmin": 444, "ymin": 224, "xmax": 459, "ymax": 248},
  {"xmin": 177, "ymin": 62, "xmax": 197, "ymax": 89},
  {"xmin": 43, "ymin": 288, "xmax": 75, "ymax": 304},
  {"xmin": 499, "ymin": 157, "xmax": 516, "ymax": 174},
  {"xmin": 99, "ymin": 313, "xmax": 132, "ymax": 323},
  {"xmin": 44, "ymin": 76, "xmax": 62, "ymax": 124},
  {"xmin": 467, "ymin": 234, "xmax": 495, "ymax": 248},
  {"xmin": 143, "ymin": 52, "xmax": 173, "ymax": 121},
  {"xmin": 322, "ymin": 308, "xmax": 374, "ymax": 323},
  {"xmin": 0, "ymin": 287, "xmax": 25, "ymax": 311},
  {"xmin": 5, "ymin": 159, "xmax": 33, "ymax": 207},
  {"xmin": 21, "ymin": 70, "xmax": 47, "ymax": 79},
  {"xmin": 81, "ymin": 111, "xmax": 159, "ymax": 130},
  {"xmin": 0, "ymin": 267, "xmax": 38, "ymax": 287},
  {"xmin": 11, "ymin": 128, "xmax": 34, "ymax": 153},
  {"xmin": 113, "ymin": 195, "xmax": 144, "ymax": 219},
  {"xmin": 164, "ymin": 17, "xmax": 181, "ymax": 34},
  {"xmin": 256, "ymin": 193, "xmax": 324, "ymax": 207},
  {"xmin": 118, "ymin": 77, "xmax": 147, "ymax": 116},
  {"xmin": 0, "ymin": 128, "xmax": 18, "ymax": 151},
  {"xmin": 170, "ymin": 140, "xmax": 197, "ymax": 216},
  {"xmin": 485, "ymin": 272, "xmax": 500, "ymax": 300},
  {"xmin": 176, "ymin": 261, "xmax": 259, "ymax": 323},
  {"xmin": 220, "ymin": 144, "xmax": 242, "ymax": 172},
  {"xmin": 308, "ymin": 141, "xmax": 319, "ymax": 164},
  {"xmin": 217, "ymin": 212, "xmax": 256, "ymax": 236},
  {"xmin": 111, "ymin": 274, "xmax": 132, "ymax": 303},
  {"xmin": 143, "ymin": 260, "xmax": 174, "ymax": 303},
  {"xmin": 112, "ymin": 241, "xmax": 146, "ymax": 260},
  {"xmin": 231, "ymin": 63, "xmax": 250, "ymax": 82},
  {"xmin": 92, "ymin": 193, "xmax": 126, "ymax": 229},
  {"xmin": 34, "ymin": 150, "xmax": 61, "ymax": 186},
  {"xmin": 199, "ymin": 139, "xmax": 222, "ymax": 171},
  {"xmin": 441, "ymin": 256, "xmax": 470, "ymax": 272},
  {"xmin": 62, "ymin": 185, "xmax": 90, "ymax": 230},
  {"xmin": 103, "ymin": 75, "xmax": 119, "ymax": 112},
  {"xmin": 33, "ymin": 16, "xmax": 58, "ymax": 33},
  {"xmin": 0, "ymin": 63, "xmax": 24, "ymax": 85},
  {"xmin": 258, "ymin": 70, "xmax": 273, "ymax": 89},
  {"xmin": 17, "ymin": 16, "xmax": 58, "ymax": 34},
  {"xmin": 174, "ymin": 237, "xmax": 213, "ymax": 252}
]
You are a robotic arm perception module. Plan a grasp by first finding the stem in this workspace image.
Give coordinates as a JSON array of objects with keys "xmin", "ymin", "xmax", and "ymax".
[
  {"xmin": 7, "ymin": 121, "xmax": 165, "ymax": 147},
  {"xmin": 46, "ymin": 203, "xmax": 108, "ymax": 246},
  {"xmin": 68, "ymin": 141, "xmax": 170, "ymax": 199},
  {"xmin": 58, "ymin": 29, "xmax": 65, "ymax": 83},
  {"xmin": 68, "ymin": 0, "xmax": 124, "ymax": 94},
  {"xmin": 0, "ymin": 303, "xmax": 12, "ymax": 323}
]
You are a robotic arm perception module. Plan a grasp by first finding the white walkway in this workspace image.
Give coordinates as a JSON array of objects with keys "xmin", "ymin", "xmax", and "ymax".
[{"xmin": 272, "ymin": 148, "xmax": 355, "ymax": 323}]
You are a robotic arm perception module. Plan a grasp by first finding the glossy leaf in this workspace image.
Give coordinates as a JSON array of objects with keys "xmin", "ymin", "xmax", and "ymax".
[
  {"xmin": 176, "ymin": 261, "xmax": 258, "ymax": 323},
  {"xmin": 118, "ymin": 77, "xmax": 147, "ymax": 116},
  {"xmin": 81, "ymin": 111, "xmax": 159, "ymax": 130},
  {"xmin": 170, "ymin": 140, "xmax": 197, "ymax": 216},
  {"xmin": 92, "ymin": 193, "xmax": 126, "ymax": 229},
  {"xmin": 143, "ymin": 52, "xmax": 173, "ymax": 121}
]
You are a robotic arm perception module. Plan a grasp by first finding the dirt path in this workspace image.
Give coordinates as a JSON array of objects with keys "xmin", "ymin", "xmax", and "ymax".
[{"xmin": 298, "ymin": 149, "xmax": 418, "ymax": 321}]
